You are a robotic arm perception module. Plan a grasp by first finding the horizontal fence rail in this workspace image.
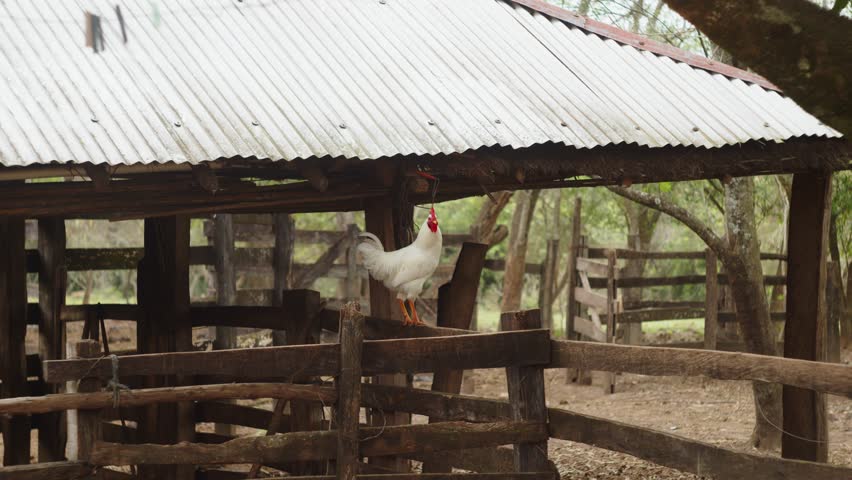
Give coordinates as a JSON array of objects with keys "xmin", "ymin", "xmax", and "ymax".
[{"xmin": 42, "ymin": 330, "xmax": 550, "ymax": 383}]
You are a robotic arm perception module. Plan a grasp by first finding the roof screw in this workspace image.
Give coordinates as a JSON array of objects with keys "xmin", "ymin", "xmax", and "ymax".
[
  {"xmin": 560, "ymin": 121, "xmax": 568, "ymax": 127},
  {"xmin": 251, "ymin": 120, "xmax": 260, "ymax": 127},
  {"xmin": 339, "ymin": 123, "xmax": 347, "ymax": 129},
  {"xmin": 90, "ymin": 116, "xmax": 99, "ymax": 123},
  {"xmin": 379, "ymin": 0, "xmax": 386, "ymax": 4},
  {"xmin": 763, "ymin": 122, "xmax": 770, "ymax": 127},
  {"xmin": 692, "ymin": 126, "xmax": 699, "ymax": 132},
  {"xmin": 638, "ymin": 41, "xmax": 645, "ymax": 46},
  {"xmin": 494, "ymin": 119, "xmax": 502, "ymax": 124},
  {"xmin": 174, "ymin": 121, "xmax": 182, "ymax": 127},
  {"xmin": 428, "ymin": 120, "xmax": 436, "ymax": 126},
  {"xmin": 634, "ymin": 125, "xmax": 641, "ymax": 130}
]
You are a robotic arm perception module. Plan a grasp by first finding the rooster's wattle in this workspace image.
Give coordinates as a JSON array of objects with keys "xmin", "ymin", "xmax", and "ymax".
[{"xmin": 357, "ymin": 208, "xmax": 442, "ymax": 326}]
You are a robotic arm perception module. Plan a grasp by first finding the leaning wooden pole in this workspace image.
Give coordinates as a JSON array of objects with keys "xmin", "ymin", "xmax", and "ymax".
[
  {"xmin": 782, "ymin": 172, "xmax": 832, "ymax": 462},
  {"xmin": 69, "ymin": 340, "xmax": 101, "ymax": 462},
  {"xmin": 211, "ymin": 213, "xmax": 237, "ymax": 438},
  {"xmin": 337, "ymin": 303, "xmax": 365, "ymax": 480}
]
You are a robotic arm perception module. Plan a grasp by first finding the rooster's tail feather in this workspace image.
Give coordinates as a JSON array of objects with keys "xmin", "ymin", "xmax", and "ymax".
[{"xmin": 357, "ymin": 232, "xmax": 384, "ymax": 251}]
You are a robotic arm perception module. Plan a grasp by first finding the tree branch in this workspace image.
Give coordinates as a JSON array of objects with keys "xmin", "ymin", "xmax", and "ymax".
[
  {"xmin": 607, "ymin": 186, "xmax": 729, "ymax": 257},
  {"xmin": 663, "ymin": 0, "xmax": 852, "ymax": 136}
]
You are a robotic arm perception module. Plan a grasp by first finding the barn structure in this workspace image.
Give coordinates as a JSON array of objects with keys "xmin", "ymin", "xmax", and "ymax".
[{"xmin": 0, "ymin": 0, "xmax": 850, "ymax": 479}]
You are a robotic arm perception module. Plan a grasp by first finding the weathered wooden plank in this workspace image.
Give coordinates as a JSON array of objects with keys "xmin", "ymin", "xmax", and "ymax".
[
  {"xmin": 337, "ymin": 304, "xmax": 365, "ymax": 480},
  {"xmin": 405, "ymin": 448, "xmax": 516, "ymax": 474},
  {"xmin": 482, "ymin": 259, "xmax": 542, "ymax": 275},
  {"xmin": 0, "ymin": 216, "xmax": 30, "ymax": 465},
  {"xmin": 572, "ymin": 316, "xmax": 606, "ymax": 343},
  {"xmin": 604, "ymin": 251, "xmax": 617, "ymax": 394},
  {"xmin": 549, "ymin": 340, "xmax": 852, "ymax": 397},
  {"xmin": 564, "ymin": 200, "xmax": 583, "ymax": 385},
  {"xmin": 318, "ymin": 309, "xmax": 471, "ymax": 340},
  {"xmin": 548, "ymin": 408, "xmax": 850, "ymax": 480},
  {"xmin": 194, "ymin": 402, "xmax": 273, "ymax": 430},
  {"xmin": 587, "ymin": 274, "xmax": 786, "ymax": 289},
  {"xmin": 70, "ymin": 340, "xmax": 102, "ymax": 462},
  {"xmin": 501, "ymin": 310, "xmax": 551, "ymax": 473},
  {"xmin": 0, "ymin": 383, "xmax": 335, "ymax": 416},
  {"xmin": 37, "ymin": 217, "xmax": 67, "ymax": 461},
  {"xmin": 293, "ymin": 233, "xmax": 348, "ymax": 289},
  {"xmin": 44, "ymin": 330, "xmax": 550, "ymax": 383},
  {"xmin": 586, "ymin": 248, "xmax": 787, "ymax": 261},
  {"xmin": 268, "ymin": 474, "xmax": 555, "ymax": 480},
  {"xmin": 88, "ymin": 421, "xmax": 548, "ymax": 466},
  {"xmin": 618, "ymin": 308, "xmax": 706, "ymax": 323},
  {"xmin": 575, "ymin": 257, "xmax": 616, "ymax": 278},
  {"xmin": 574, "ymin": 287, "xmax": 608, "ymax": 310},
  {"xmin": 539, "ymin": 239, "xmax": 559, "ymax": 330},
  {"xmin": 0, "ymin": 461, "xmax": 93, "ymax": 480},
  {"xmin": 211, "ymin": 214, "xmax": 237, "ymax": 438},
  {"xmin": 783, "ymin": 172, "xmax": 831, "ymax": 462}
]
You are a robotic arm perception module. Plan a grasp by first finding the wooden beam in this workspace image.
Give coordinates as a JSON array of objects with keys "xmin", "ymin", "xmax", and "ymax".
[
  {"xmin": 194, "ymin": 402, "xmax": 274, "ymax": 430},
  {"xmin": 43, "ymin": 330, "xmax": 551, "ymax": 383},
  {"xmin": 704, "ymin": 249, "xmax": 719, "ymax": 350},
  {"xmin": 255, "ymin": 475, "xmax": 555, "ymax": 480},
  {"xmin": 783, "ymin": 172, "xmax": 832, "ymax": 462},
  {"xmin": 501, "ymin": 310, "xmax": 551, "ymax": 473},
  {"xmin": 604, "ymin": 250, "xmax": 617, "ymax": 394},
  {"xmin": 37, "ymin": 217, "xmax": 67, "ymax": 461},
  {"xmin": 89, "ymin": 421, "xmax": 547, "ymax": 466},
  {"xmin": 293, "ymin": 233, "xmax": 349, "ymax": 288},
  {"xmin": 549, "ymin": 408, "xmax": 850, "ymax": 479},
  {"xmin": 337, "ymin": 304, "xmax": 365, "ymax": 480},
  {"xmin": 0, "ymin": 383, "xmax": 335, "ymax": 416},
  {"xmin": 0, "ymin": 461, "xmax": 93, "ymax": 480},
  {"xmin": 211, "ymin": 214, "xmax": 236, "ymax": 438},
  {"xmin": 0, "ymin": 216, "xmax": 30, "ymax": 465},
  {"xmin": 272, "ymin": 213, "xmax": 294, "ymax": 343},
  {"xmin": 550, "ymin": 340, "xmax": 852, "ymax": 398}
]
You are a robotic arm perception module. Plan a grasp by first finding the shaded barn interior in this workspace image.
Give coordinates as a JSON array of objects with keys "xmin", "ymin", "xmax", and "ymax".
[{"xmin": 0, "ymin": 0, "xmax": 850, "ymax": 479}]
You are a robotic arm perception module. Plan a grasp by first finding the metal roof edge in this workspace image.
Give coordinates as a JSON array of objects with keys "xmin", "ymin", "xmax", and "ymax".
[{"xmin": 506, "ymin": 0, "xmax": 780, "ymax": 91}]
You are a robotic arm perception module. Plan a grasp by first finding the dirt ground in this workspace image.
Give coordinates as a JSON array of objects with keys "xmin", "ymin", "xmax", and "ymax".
[{"xmin": 7, "ymin": 323, "xmax": 852, "ymax": 479}]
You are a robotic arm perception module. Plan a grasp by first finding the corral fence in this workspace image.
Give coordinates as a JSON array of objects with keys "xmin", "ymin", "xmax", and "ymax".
[{"xmin": 2, "ymin": 297, "xmax": 851, "ymax": 480}]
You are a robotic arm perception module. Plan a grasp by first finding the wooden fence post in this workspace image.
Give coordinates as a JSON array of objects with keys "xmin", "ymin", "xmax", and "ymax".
[
  {"xmin": 704, "ymin": 249, "xmax": 719, "ymax": 351},
  {"xmin": 212, "ymin": 214, "xmax": 236, "ymax": 438},
  {"xmin": 70, "ymin": 340, "xmax": 101, "ymax": 462},
  {"xmin": 605, "ymin": 250, "xmax": 617, "ymax": 394},
  {"xmin": 0, "ymin": 216, "xmax": 30, "ymax": 466},
  {"xmin": 37, "ymin": 217, "xmax": 67, "ymax": 461},
  {"xmin": 564, "ymin": 197, "xmax": 582, "ymax": 384},
  {"xmin": 272, "ymin": 213, "xmax": 295, "ymax": 346},
  {"xmin": 783, "ymin": 172, "xmax": 831, "ymax": 462},
  {"xmin": 539, "ymin": 239, "xmax": 559, "ymax": 331},
  {"xmin": 621, "ymin": 235, "xmax": 642, "ymax": 345},
  {"xmin": 500, "ymin": 310, "xmax": 550, "ymax": 474},
  {"xmin": 827, "ymin": 261, "xmax": 842, "ymax": 363},
  {"xmin": 337, "ymin": 303, "xmax": 364, "ymax": 480}
]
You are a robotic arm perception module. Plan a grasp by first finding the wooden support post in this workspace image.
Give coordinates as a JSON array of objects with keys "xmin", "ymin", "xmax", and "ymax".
[
  {"xmin": 501, "ymin": 310, "xmax": 550, "ymax": 473},
  {"xmin": 704, "ymin": 249, "xmax": 719, "ymax": 351},
  {"xmin": 423, "ymin": 242, "xmax": 488, "ymax": 474},
  {"xmin": 138, "ymin": 216, "xmax": 192, "ymax": 480},
  {"xmin": 539, "ymin": 239, "xmax": 559, "ymax": 331},
  {"xmin": 345, "ymin": 224, "xmax": 360, "ymax": 302},
  {"xmin": 826, "ymin": 261, "xmax": 842, "ymax": 363},
  {"xmin": 272, "ymin": 213, "xmax": 295, "ymax": 345},
  {"xmin": 70, "ymin": 340, "xmax": 101, "ymax": 462},
  {"xmin": 621, "ymin": 235, "xmax": 642, "ymax": 346},
  {"xmin": 0, "ymin": 216, "xmax": 30, "ymax": 466},
  {"xmin": 564, "ymin": 198, "xmax": 582, "ymax": 384},
  {"xmin": 364, "ymin": 197, "xmax": 410, "ymax": 472},
  {"xmin": 605, "ymin": 250, "xmax": 617, "ymax": 394},
  {"xmin": 782, "ymin": 172, "xmax": 831, "ymax": 462},
  {"xmin": 37, "ymin": 218, "xmax": 67, "ymax": 461},
  {"xmin": 337, "ymin": 304, "xmax": 365, "ymax": 480},
  {"xmin": 212, "ymin": 214, "xmax": 236, "ymax": 437}
]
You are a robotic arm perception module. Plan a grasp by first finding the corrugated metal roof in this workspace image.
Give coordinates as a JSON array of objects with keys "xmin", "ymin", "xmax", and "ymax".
[{"xmin": 0, "ymin": 0, "xmax": 840, "ymax": 168}]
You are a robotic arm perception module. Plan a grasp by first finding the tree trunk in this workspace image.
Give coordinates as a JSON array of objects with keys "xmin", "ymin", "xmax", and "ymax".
[
  {"xmin": 501, "ymin": 191, "xmax": 540, "ymax": 312},
  {"xmin": 470, "ymin": 192, "xmax": 512, "ymax": 245},
  {"xmin": 620, "ymin": 198, "xmax": 662, "ymax": 344},
  {"xmin": 722, "ymin": 177, "xmax": 781, "ymax": 451}
]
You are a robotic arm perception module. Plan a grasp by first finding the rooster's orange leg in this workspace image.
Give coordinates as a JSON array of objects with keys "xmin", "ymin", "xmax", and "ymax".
[
  {"xmin": 408, "ymin": 299, "xmax": 425, "ymax": 326},
  {"xmin": 397, "ymin": 299, "xmax": 414, "ymax": 325}
]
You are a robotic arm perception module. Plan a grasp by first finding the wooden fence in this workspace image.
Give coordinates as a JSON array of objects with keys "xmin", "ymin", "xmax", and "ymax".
[{"xmin": 2, "ymin": 298, "xmax": 851, "ymax": 479}]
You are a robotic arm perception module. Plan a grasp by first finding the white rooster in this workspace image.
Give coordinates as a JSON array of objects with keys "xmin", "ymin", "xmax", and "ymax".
[{"xmin": 358, "ymin": 207, "xmax": 442, "ymax": 326}]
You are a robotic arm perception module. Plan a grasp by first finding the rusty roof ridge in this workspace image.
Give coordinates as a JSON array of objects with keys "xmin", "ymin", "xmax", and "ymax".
[{"xmin": 505, "ymin": 0, "xmax": 780, "ymax": 92}]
